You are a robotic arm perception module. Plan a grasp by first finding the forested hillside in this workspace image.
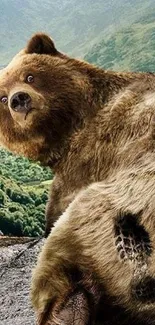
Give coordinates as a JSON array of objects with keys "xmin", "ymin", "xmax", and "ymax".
[
  {"xmin": 0, "ymin": 0, "xmax": 155, "ymax": 66},
  {"xmin": 0, "ymin": 149, "xmax": 52, "ymax": 236},
  {"xmin": 0, "ymin": 149, "xmax": 52, "ymax": 183},
  {"xmin": 85, "ymin": 11, "xmax": 155, "ymax": 72}
]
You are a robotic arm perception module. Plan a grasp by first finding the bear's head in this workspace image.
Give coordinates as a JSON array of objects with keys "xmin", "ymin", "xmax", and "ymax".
[{"xmin": 0, "ymin": 33, "xmax": 91, "ymax": 166}]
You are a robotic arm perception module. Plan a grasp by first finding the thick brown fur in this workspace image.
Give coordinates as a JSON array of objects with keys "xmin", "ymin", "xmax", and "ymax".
[{"xmin": 1, "ymin": 33, "xmax": 155, "ymax": 323}]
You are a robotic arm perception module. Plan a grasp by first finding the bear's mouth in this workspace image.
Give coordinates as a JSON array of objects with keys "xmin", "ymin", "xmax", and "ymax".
[
  {"xmin": 24, "ymin": 107, "xmax": 34, "ymax": 120},
  {"xmin": 9, "ymin": 106, "xmax": 35, "ymax": 127}
]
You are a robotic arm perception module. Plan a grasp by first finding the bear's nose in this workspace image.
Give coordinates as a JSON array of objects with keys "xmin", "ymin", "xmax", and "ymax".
[{"xmin": 10, "ymin": 92, "xmax": 31, "ymax": 112}]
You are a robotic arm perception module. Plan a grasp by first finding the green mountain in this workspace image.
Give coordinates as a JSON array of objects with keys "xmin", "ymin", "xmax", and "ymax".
[
  {"xmin": 0, "ymin": 0, "xmax": 155, "ymax": 66},
  {"xmin": 0, "ymin": 148, "xmax": 52, "ymax": 236},
  {"xmin": 85, "ymin": 11, "xmax": 155, "ymax": 72},
  {"xmin": 0, "ymin": 174, "xmax": 48, "ymax": 237}
]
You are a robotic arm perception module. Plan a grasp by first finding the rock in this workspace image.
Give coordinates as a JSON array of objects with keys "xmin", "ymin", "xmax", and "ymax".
[{"xmin": 0, "ymin": 237, "xmax": 43, "ymax": 325}]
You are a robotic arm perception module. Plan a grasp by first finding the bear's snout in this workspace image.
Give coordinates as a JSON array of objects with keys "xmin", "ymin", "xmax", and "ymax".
[{"xmin": 10, "ymin": 92, "xmax": 31, "ymax": 113}]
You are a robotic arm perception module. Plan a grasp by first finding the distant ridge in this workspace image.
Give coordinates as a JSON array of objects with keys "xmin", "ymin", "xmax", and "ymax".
[
  {"xmin": 0, "ymin": 0, "xmax": 155, "ymax": 69},
  {"xmin": 85, "ymin": 11, "xmax": 155, "ymax": 72}
]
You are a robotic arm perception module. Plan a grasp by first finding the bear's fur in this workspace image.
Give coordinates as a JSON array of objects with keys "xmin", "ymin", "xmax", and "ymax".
[{"xmin": 1, "ymin": 34, "xmax": 155, "ymax": 324}]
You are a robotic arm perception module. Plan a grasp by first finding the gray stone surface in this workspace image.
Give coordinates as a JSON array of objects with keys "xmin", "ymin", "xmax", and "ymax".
[{"xmin": 0, "ymin": 238, "xmax": 43, "ymax": 325}]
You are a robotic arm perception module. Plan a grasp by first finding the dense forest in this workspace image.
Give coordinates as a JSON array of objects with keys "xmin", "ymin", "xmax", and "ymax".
[{"xmin": 0, "ymin": 148, "xmax": 53, "ymax": 237}]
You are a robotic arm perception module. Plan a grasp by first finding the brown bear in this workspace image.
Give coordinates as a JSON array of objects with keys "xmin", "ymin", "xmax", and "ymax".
[{"xmin": 0, "ymin": 33, "xmax": 155, "ymax": 324}]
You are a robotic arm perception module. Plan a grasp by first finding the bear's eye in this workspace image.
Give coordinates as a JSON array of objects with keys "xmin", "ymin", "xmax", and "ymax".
[
  {"xmin": 0, "ymin": 96, "xmax": 8, "ymax": 104},
  {"xmin": 26, "ymin": 75, "xmax": 34, "ymax": 83}
]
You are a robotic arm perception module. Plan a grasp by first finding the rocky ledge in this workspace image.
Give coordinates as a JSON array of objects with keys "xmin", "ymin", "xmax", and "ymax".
[{"xmin": 0, "ymin": 237, "xmax": 43, "ymax": 325}]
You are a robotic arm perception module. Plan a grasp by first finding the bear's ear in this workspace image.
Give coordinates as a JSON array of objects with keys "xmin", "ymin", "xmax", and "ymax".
[{"xmin": 26, "ymin": 33, "xmax": 58, "ymax": 55}]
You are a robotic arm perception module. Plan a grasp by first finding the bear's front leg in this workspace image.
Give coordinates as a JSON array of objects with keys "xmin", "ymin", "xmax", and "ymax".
[
  {"xmin": 31, "ymin": 181, "xmax": 113, "ymax": 324},
  {"xmin": 31, "ymin": 227, "xmax": 73, "ymax": 315},
  {"xmin": 31, "ymin": 203, "xmax": 101, "ymax": 324}
]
